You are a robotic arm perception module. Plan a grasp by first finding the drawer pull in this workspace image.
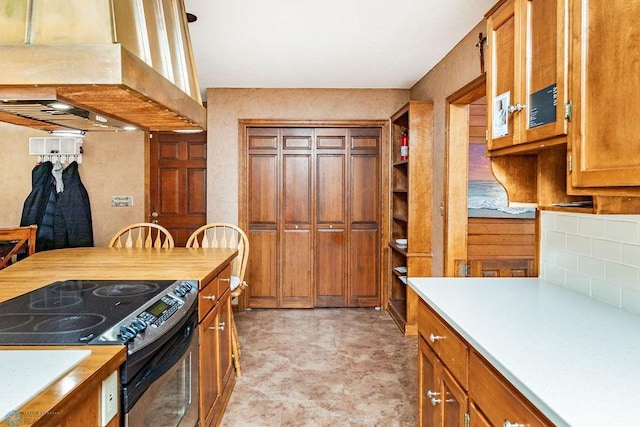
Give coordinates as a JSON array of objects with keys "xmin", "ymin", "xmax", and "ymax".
[
  {"xmin": 430, "ymin": 397, "xmax": 441, "ymax": 406},
  {"xmin": 202, "ymin": 295, "xmax": 216, "ymax": 300},
  {"xmin": 429, "ymin": 333, "xmax": 444, "ymax": 343},
  {"xmin": 426, "ymin": 390, "xmax": 440, "ymax": 398},
  {"xmin": 503, "ymin": 421, "xmax": 527, "ymax": 427},
  {"xmin": 218, "ymin": 321, "xmax": 226, "ymax": 331},
  {"xmin": 220, "ymin": 278, "xmax": 231, "ymax": 282}
]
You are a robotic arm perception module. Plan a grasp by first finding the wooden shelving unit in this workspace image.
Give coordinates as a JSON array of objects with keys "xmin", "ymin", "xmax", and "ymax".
[{"xmin": 387, "ymin": 101, "xmax": 433, "ymax": 336}]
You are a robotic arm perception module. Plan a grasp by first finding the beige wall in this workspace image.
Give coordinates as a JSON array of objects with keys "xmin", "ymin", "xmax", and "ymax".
[
  {"xmin": 410, "ymin": 21, "xmax": 487, "ymax": 276},
  {"xmin": 206, "ymin": 88, "xmax": 409, "ymax": 223},
  {"xmin": 0, "ymin": 121, "xmax": 147, "ymax": 246}
]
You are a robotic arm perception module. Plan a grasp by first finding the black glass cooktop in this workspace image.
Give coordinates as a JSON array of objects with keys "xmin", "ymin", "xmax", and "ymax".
[{"xmin": 0, "ymin": 279, "xmax": 176, "ymax": 345}]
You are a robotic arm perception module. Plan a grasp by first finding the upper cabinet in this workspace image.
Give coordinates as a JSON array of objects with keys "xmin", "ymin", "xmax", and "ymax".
[
  {"xmin": 486, "ymin": 0, "xmax": 640, "ymax": 212},
  {"xmin": 568, "ymin": 0, "xmax": 640, "ymax": 189},
  {"xmin": 486, "ymin": 0, "xmax": 568, "ymax": 153}
]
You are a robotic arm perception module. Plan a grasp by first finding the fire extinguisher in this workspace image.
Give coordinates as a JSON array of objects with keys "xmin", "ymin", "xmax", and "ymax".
[{"xmin": 400, "ymin": 131, "xmax": 409, "ymax": 160}]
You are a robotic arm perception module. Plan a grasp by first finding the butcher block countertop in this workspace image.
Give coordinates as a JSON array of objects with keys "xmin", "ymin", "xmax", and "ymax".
[
  {"xmin": 0, "ymin": 246, "xmax": 238, "ymax": 302},
  {"xmin": 408, "ymin": 277, "xmax": 640, "ymax": 427},
  {"xmin": 0, "ymin": 247, "xmax": 237, "ymax": 424}
]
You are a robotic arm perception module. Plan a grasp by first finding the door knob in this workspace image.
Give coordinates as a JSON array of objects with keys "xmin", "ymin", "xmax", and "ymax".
[{"xmin": 151, "ymin": 211, "xmax": 159, "ymax": 224}]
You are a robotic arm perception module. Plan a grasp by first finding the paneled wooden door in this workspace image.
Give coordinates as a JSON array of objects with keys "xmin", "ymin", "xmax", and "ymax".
[
  {"xmin": 244, "ymin": 125, "xmax": 382, "ymax": 308},
  {"xmin": 149, "ymin": 132, "xmax": 207, "ymax": 246}
]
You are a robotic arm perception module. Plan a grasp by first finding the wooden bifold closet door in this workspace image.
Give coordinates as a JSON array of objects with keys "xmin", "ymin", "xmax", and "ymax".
[{"xmin": 245, "ymin": 126, "xmax": 381, "ymax": 308}]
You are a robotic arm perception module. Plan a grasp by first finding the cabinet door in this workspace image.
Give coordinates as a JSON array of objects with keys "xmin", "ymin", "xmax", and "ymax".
[
  {"xmin": 469, "ymin": 403, "xmax": 492, "ymax": 427},
  {"xmin": 441, "ymin": 366, "xmax": 468, "ymax": 427},
  {"xmin": 521, "ymin": 0, "xmax": 567, "ymax": 144},
  {"xmin": 199, "ymin": 304, "xmax": 220, "ymax": 426},
  {"xmin": 488, "ymin": 0, "xmax": 567, "ymax": 150},
  {"xmin": 418, "ymin": 337, "xmax": 441, "ymax": 427},
  {"xmin": 218, "ymin": 295, "xmax": 233, "ymax": 389},
  {"xmin": 569, "ymin": 0, "xmax": 640, "ymax": 187},
  {"xmin": 487, "ymin": 0, "xmax": 518, "ymax": 150}
]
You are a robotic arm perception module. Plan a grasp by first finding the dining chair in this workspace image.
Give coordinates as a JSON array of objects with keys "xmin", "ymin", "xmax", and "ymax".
[
  {"xmin": 186, "ymin": 223, "xmax": 249, "ymax": 376},
  {"xmin": 0, "ymin": 225, "xmax": 37, "ymax": 270},
  {"xmin": 108, "ymin": 223, "xmax": 174, "ymax": 249}
]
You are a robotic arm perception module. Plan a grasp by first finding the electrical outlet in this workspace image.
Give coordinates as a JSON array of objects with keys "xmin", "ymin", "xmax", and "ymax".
[
  {"xmin": 101, "ymin": 370, "xmax": 118, "ymax": 426},
  {"xmin": 111, "ymin": 196, "xmax": 133, "ymax": 207}
]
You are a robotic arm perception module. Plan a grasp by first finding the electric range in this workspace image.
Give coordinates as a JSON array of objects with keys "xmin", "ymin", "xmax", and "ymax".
[{"xmin": 0, "ymin": 279, "xmax": 200, "ymax": 425}]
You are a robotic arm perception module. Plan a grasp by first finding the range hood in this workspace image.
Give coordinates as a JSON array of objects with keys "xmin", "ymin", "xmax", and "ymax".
[{"xmin": 0, "ymin": 0, "xmax": 206, "ymax": 132}]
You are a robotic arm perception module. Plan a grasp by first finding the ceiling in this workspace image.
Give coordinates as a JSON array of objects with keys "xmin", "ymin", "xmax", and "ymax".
[{"xmin": 185, "ymin": 0, "xmax": 496, "ymax": 101}]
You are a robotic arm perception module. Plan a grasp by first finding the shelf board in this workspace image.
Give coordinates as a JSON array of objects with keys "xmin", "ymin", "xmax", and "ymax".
[
  {"xmin": 393, "ymin": 188, "xmax": 408, "ymax": 194},
  {"xmin": 392, "ymin": 214, "xmax": 408, "ymax": 223},
  {"xmin": 393, "ymin": 159, "xmax": 409, "ymax": 167},
  {"xmin": 389, "ymin": 242, "xmax": 408, "ymax": 255}
]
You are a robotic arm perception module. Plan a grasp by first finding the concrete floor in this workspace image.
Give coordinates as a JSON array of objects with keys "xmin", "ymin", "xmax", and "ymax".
[{"xmin": 221, "ymin": 308, "xmax": 417, "ymax": 427}]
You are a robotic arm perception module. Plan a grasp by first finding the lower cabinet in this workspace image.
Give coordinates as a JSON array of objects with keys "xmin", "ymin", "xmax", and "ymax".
[
  {"xmin": 199, "ymin": 264, "xmax": 235, "ymax": 427},
  {"xmin": 417, "ymin": 299, "xmax": 552, "ymax": 426}
]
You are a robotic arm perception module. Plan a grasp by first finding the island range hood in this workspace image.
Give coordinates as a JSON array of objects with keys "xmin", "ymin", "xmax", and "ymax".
[{"xmin": 0, "ymin": 0, "xmax": 206, "ymax": 133}]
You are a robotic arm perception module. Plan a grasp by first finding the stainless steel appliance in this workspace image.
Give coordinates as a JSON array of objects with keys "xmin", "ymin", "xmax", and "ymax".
[{"xmin": 0, "ymin": 279, "xmax": 199, "ymax": 426}]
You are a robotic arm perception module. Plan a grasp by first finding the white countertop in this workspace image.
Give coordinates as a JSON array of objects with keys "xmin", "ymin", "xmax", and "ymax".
[
  {"xmin": 0, "ymin": 349, "xmax": 91, "ymax": 422},
  {"xmin": 408, "ymin": 277, "xmax": 640, "ymax": 427}
]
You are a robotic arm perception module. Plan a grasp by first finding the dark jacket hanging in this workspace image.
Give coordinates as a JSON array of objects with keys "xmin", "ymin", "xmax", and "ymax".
[
  {"xmin": 20, "ymin": 162, "xmax": 57, "ymax": 252},
  {"xmin": 54, "ymin": 161, "xmax": 94, "ymax": 248}
]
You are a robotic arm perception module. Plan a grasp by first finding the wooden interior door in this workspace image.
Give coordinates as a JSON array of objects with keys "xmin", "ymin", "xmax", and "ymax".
[
  {"xmin": 280, "ymin": 129, "xmax": 313, "ymax": 308},
  {"xmin": 149, "ymin": 132, "xmax": 207, "ymax": 246},
  {"xmin": 315, "ymin": 128, "xmax": 347, "ymax": 307},
  {"xmin": 244, "ymin": 124, "xmax": 382, "ymax": 309}
]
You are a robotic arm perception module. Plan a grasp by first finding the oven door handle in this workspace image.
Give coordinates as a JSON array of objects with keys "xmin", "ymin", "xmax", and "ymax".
[{"xmin": 131, "ymin": 319, "xmax": 197, "ymax": 395}]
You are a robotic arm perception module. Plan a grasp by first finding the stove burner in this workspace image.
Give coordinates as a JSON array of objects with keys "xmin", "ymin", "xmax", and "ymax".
[
  {"xmin": 93, "ymin": 282, "xmax": 160, "ymax": 297},
  {"xmin": 34, "ymin": 314, "xmax": 106, "ymax": 333},
  {"xmin": 0, "ymin": 314, "xmax": 34, "ymax": 332},
  {"xmin": 51, "ymin": 281, "xmax": 99, "ymax": 293},
  {"xmin": 30, "ymin": 296, "xmax": 82, "ymax": 310}
]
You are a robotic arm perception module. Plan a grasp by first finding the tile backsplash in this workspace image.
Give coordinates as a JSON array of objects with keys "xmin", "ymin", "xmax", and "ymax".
[{"xmin": 540, "ymin": 211, "xmax": 640, "ymax": 314}]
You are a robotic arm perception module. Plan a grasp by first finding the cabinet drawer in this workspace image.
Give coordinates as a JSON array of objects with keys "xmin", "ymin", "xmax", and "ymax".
[
  {"xmin": 217, "ymin": 264, "xmax": 232, "ymax": 298},
  {"xmin": 199, "ymin": 277, "xmax": 219, "ymax": 322},
  {"xmin": 418, "ymin": 300, "xmax": 468, "ymax": 389},
  {"xmin": 469, "ymin": 351, "xmax": 552, "ymax": 426}
]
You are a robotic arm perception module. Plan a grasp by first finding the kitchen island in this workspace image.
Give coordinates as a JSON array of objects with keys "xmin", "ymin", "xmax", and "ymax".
[
  {"xmin": 409, "ymin": 277, "xmax": 640, "ymax": 426},
  {"xmin": 0, "ymin": 247, "xmax": 237, "ymax": 426}
]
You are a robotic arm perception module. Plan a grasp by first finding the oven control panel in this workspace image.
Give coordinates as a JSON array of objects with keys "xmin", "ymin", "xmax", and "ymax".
[{"xmin": 95, "ymin": 280, "xmax": 198, "ymax": 350}]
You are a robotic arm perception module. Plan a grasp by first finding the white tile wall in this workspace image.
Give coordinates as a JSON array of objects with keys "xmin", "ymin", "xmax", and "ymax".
[{"xmin": 540, "ymin": 211, "xmax": 640, "ymax": 314}]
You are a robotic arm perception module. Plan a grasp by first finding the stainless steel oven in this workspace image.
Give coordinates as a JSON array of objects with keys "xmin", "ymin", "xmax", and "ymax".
[
  {"xmin": 0, "ymin": 279, "xmax": 200, "ymax": 427},
  {"xmin": 124, "ymin": 313, "xmax": 198, "ymax": 426}
]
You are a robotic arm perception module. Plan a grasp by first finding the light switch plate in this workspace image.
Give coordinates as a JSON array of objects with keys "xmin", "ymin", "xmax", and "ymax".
[
  {"xmin": 101, "ymin": 370, "xmax": 118, "ymax": 426},
  {"xmin": 111, "ymin": 195, "xmax": 133, "ymax": 207}
]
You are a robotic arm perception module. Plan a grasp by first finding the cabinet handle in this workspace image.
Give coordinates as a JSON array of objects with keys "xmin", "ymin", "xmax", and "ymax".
[
  {"xmin": 294, "ymin": 225, "xmax": 299, "ymax": 229},
  {"xmin": 218, "ymin": 321, "xmax": 226, "ymax": 331},
  {"xmin": 507, "ymin": 103, "xmax": 526, "ymax": 114},
  {"xmin": 503, "ymin": 421, "xmax": 528, "ymax": 427},
  {"xmin": 202, "ymin": 295, "xmax": 216, "ymax": 300},
  {"xmin": 429, "ymin": 333, "xmax": 444, "ymax": 343},
  {"xmin": 220, "ymin": 278, "xmax": 230, "ymax": 282},
  {"xmin": 430, "ymin": 397, "xmax": 441, "ymax": 406},
  {"xmin": 426, "ymin": 390, "xmax": 440, "ymax": 398}
]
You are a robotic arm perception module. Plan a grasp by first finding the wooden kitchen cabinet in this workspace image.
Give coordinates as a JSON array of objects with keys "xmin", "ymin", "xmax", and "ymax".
[
  {"xmin": 568, "ymin": 0, "xmax": 640, "ymax": 189},
  {"xmin": 417, "ymin": 298, "xmax": 553, "ymax": 426},
  {"xmin": 199, "ymin": 263, "xmax": 234, "ymax": 427},
  {"xmin": 486, "ymin": 0, "xmax": 568, "ymax": 153},
  {"xmin": 388, "ymin": 102, "xmax": 433, "ymax": 336}
]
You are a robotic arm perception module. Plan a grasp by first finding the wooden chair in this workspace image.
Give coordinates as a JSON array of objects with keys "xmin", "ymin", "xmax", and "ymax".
[
  {"xmin": 186, "ymin": 223, "xmax": 249, "ymax": 376},
  {"xmin": 108, "ymin": 223, "xmax": 174, "ymax": 249},
  {"xmin": 0, "ymin": 225, "xmax": 37, "ymax": 270}
]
